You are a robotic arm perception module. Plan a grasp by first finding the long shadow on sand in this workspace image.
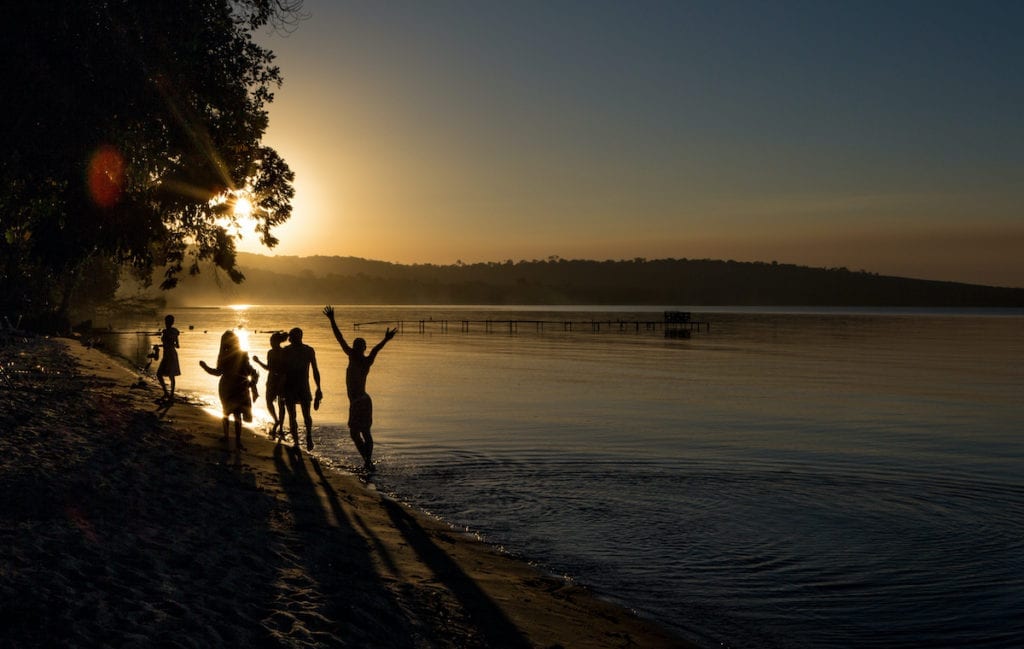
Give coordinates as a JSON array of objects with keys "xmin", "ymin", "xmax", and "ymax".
[
  {"xmin": 379, "ymin": 495, "xmax": 534, "ymax": 649},
  {"xmin": 0, "ymin": 340, "xmax": 415, "ymax": 648},
  {"xmin": 271, "ymin": 445, "xmax": 418, "ymax": 646},
  {"xmin": 1, "ymin": 340, "xmax": 531, "ymax": 648}
]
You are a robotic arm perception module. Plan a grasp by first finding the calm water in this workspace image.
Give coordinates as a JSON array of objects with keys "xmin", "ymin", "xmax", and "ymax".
[{"xmin": 106, "ymin": 305, "xmax": 1024, "ymax": 648}]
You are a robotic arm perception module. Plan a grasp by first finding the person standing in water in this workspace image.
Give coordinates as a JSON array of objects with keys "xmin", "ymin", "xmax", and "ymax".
[
  {"xmin": 156, "ymin": 314, "xmax": 180, "ymax": 403},
  {"xmin": 281, "ymin": 327, "xmax": 322, "ymax": 451},
  {"xmin": 253, "ymin": 331, "xmax": 288, "ymax": 440},
  {"xmin": 323, "ymin": 305, "xmax": 397, "ymax": 471},
  {"xmin": 199, "ymin": 330, "xmax": 258, "ymax": 450}
]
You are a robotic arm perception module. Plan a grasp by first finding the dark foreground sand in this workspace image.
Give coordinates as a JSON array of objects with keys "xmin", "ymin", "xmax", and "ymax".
[{"xmin": 1, "ymin": 337, "xmax": 692, "ymax": 648}]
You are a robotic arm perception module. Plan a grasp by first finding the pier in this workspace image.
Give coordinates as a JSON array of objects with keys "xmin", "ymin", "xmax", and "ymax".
[{"xmin": 352, "ymin": 311, "xmax": 709, "ymax": 337}]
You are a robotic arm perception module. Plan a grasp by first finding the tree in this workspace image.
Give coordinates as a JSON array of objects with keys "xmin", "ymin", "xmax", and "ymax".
[{"xmin": 0, "ymin": 0, "xmax": 302, "ymax": 328}]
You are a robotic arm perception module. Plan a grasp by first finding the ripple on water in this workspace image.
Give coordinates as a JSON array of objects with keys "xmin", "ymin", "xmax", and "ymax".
[{"xmin": 370, "ymin": 448, "xmax": 1024, "ymax": 649}]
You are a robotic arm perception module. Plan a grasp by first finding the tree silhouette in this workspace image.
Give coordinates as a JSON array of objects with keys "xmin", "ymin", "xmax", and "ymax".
[{"xmin": 0, "ymin": 0, "xmax": 302, "ymax": 328}]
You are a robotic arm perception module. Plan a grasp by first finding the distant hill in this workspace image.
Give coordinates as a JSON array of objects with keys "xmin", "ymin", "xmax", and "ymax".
[{"xmin": 147, "ymin": 254, "xmax": 1024, "ymax": 307}]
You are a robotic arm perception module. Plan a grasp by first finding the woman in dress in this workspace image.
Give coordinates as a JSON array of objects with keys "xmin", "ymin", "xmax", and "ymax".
[
  {"xmin": 156, "ymin": 314, "xmax": 180, "ymax": 402},
  {"xmin": 199, "ymin": 330, "xmax": 258, "ymax": 450}
]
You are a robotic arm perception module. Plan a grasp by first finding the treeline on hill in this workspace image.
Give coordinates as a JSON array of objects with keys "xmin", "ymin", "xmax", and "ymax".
[{"xmin": 145, "ymin": 254, "xmax": 1024, "ymax": 307}]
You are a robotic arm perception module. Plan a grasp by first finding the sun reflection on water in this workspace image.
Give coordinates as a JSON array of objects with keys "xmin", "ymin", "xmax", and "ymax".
[{"xmin": 225, "ymin": 305, "xmax": 253, "ymax": 352}]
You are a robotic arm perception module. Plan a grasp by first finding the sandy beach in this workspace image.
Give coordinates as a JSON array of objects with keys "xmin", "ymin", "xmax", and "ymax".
[{"xmin": 0, "ymin": 336, "xmax": 691, "ymax": 648}]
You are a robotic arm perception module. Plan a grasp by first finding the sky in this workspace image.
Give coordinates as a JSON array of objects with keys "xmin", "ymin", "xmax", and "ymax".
[{"xmin": 247, "ymin": 1, "xmax": 1024, "ymax": 287}]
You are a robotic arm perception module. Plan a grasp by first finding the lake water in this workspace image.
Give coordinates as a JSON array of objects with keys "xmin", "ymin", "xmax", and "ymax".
[{"xmin": 104, "ymin": 305, "xmax": 1024, "ymax": 648}]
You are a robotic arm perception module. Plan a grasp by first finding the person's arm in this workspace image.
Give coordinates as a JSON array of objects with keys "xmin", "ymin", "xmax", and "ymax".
[
  {"xmin": 198, "ymin": 360, "xmax": 221, "ymax": 376},
  {"xmin": 323, "ymin": 305, "xmax": 352, "ymax": 355},
  {"xmin": 367, "ymin": 327, "xmax": 398, "ymax": 364},
  {"xmin": 252, "ymin": 355, "xmax": 269, "ymax": 371},
  {"xmin": 246, "ymin": 357, "xmax": 259, "ymax": 398},
  {"xmin": 311, "ymin": 348, "xmax": 323, "ymax": 408},
  {"xmin": 311, "ymin": 349, "xmax": 322, "ymax": 394}
]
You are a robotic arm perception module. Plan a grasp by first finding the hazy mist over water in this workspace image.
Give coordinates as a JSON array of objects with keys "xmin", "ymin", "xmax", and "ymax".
[{"xmin": 107, "ymin": 306, "xmax": 1024, "ymax": 648}]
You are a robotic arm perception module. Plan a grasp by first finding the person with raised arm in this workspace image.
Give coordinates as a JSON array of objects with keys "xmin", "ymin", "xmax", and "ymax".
[{"xmin": 323, "ymin": 305, "xmax": 397, "ymax": 471}]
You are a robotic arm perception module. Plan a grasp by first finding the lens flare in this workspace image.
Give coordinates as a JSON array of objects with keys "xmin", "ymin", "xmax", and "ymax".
[{"xmin": 87, "ymin": 145, "xmax": 125, "ymax": 208}]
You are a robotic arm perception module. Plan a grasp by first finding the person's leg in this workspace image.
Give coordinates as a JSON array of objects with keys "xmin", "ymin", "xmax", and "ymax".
[
  {"xmin": 168, "ymin": 376, "xmax": 176, "ymax": 401},
  {"xmin": 286, "ymin": 401, "xmax": 299, "ymax": 448},
  {"xmin": 158, "ymin": 374, "xmax": 169, "ymax": 399},
  {"xmin": 348, "ymin": 394, "xmax": 374, "ymax": 466},
  {"xmin": 221, "ymin": 416, "xmax": 229, "ymax": 440},
  {"xmin": 266, "ymin": 392, "xmax": 278, "ymax": 438},
  {"xmin": 363, "ymin": 428, "xmax": 374, "ymax": 465},
  {"xmin": 234, "ymin": 414, "xmax": 244, "ymax": 450},
  {"xmin": 349, "ymin": 429, "xmax": 367, "ymax": 461},
  {"xmin": 350, "ymin": 429, "xmax": 374, "ymax": 468},
  {"xmin": 301, "ymin": 403, "xmax": 314, "ymax": 450}
]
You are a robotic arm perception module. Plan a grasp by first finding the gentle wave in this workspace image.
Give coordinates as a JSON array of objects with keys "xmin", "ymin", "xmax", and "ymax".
[{"xmin": 363, "ymin": 445, "xmax": 1024, "ymax": 648}]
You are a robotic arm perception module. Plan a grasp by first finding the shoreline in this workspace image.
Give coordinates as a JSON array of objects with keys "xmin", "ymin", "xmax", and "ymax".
[{"xmin": 1, "ymin": 336, "xmax": 693, "ymax": 648}]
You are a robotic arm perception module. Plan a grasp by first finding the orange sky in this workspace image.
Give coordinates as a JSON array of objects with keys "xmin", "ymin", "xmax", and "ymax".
[{"xmin": 241, "ymin": 2, "xmax": 1024, "ymax": 288}]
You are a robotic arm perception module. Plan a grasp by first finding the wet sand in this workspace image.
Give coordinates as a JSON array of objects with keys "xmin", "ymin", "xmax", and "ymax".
[{"xmin": 0, "ymin": 336, "xmax": 692, "ymax": 648}]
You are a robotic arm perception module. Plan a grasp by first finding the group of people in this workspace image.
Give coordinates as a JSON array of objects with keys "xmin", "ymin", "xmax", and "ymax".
[{"xmin": 155, "ymin": 306, "xmax": 397, "ymax": 469}]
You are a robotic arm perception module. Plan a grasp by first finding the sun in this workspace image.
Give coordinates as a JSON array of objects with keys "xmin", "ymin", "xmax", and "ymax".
[{"xmin": 233, "ymin": 195, "xmax": 254, "ymax": 218}]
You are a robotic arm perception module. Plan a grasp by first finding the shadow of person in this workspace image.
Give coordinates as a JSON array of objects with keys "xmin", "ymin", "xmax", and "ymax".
[
  {"xmin": 271, "ymin": 445, "xmax": 418, "ymax": 646},
  {"xmin": 309, "ymin": 458, "xmax": 401, "ymax": 578},
  {"xmin": 152, "ymin": 396, "xmax": 174, "ymax": 419},
  {"xmin": 379, "ymin": 497, "xmax": 534, "ymax": 649}
]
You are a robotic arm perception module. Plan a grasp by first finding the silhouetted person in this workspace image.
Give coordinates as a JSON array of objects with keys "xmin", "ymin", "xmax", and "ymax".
[
  {"xmin": 323, "ymin": 305, "xmax": 397, "ymax": 471},
  {"xmin": 156, "ymin": 314, "xmax": 180, "ymax": 402},
  {"xmin": 281, "ymin": 327, "xmax": 322, "ymax": 451},
  {"xmin": 253, "ymin": 331, "xmax": 288, "ymax": 440},
  {"xmin": 199, "ymin": 330, "xmax": 258, "ymax": 450}
]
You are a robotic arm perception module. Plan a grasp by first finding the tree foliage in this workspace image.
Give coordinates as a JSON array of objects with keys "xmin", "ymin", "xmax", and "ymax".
[{"xmin": 1, "ymin": 0, "xmax": 301, "ymax": 328}]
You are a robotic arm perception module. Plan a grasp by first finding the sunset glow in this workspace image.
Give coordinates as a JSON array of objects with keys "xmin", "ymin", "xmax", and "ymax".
[{"xmin": 252, "ymin": 2, "xmax": 1024, "ymax": 288}]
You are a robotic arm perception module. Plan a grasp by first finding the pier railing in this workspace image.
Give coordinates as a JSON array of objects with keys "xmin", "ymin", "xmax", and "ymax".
[{"xmin": 352, "ymin": 312, "xmax": 709, "ymax": 337}]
